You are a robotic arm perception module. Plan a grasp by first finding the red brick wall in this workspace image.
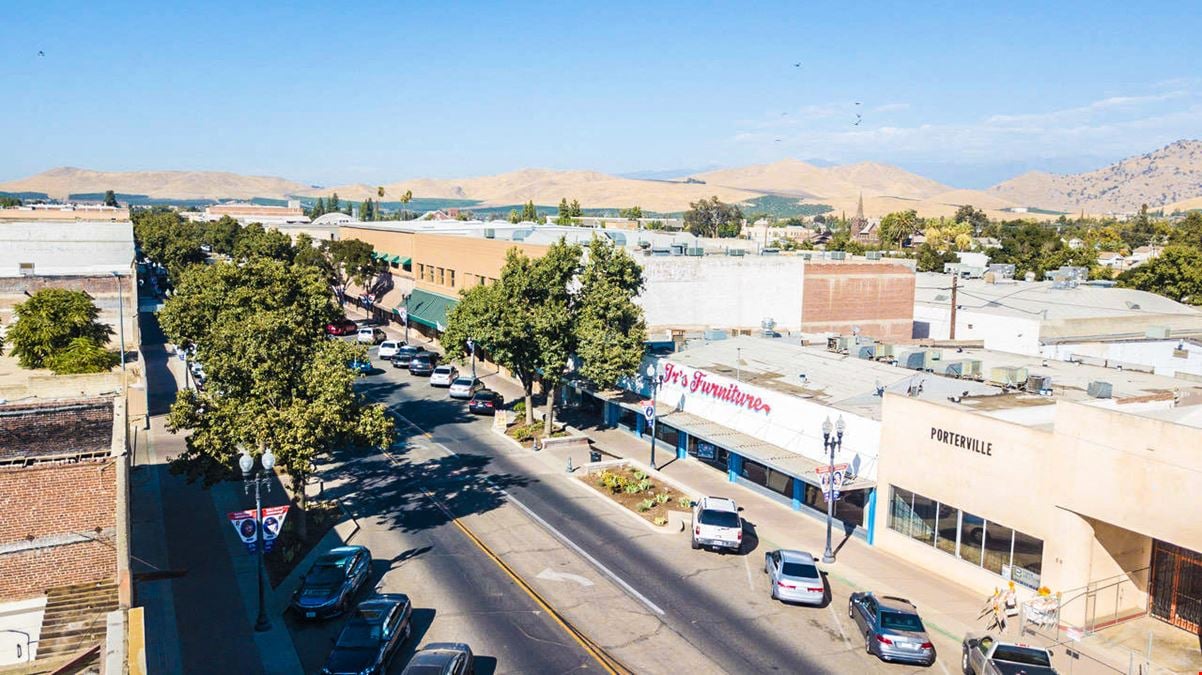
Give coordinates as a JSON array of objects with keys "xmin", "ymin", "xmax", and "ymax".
[
  {"xmin": 801, "ymin": 262, "xmax": 915, "ymax": 341},
  {"xmin": 0, "ymin": 542, "xmax": 116, "ymax": 599},
  {"xmin": 0, "ymin": 399, "xmax": 113, "ymax": 461},
  {"xmin": 0, "ymin": 460, "xmax": 117, "ymax": 599}
]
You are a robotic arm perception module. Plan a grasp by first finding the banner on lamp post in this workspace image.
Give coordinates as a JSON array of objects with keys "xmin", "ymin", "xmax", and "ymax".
[{"xmin": 228, "ymin": 510, "xmax": 258, "ymax": 554}]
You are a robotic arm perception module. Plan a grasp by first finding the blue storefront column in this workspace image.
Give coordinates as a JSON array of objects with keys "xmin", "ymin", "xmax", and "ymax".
[
  {"xmin": 676, "ymin": 431, "xmax": 688, "ymax": 460},
  {"xmin": 603, "ymin": 401, "xmax": 619, "ymax": 428},
  {"xmin": 865, "ymin": 488, "xmax": 878, "ymax": 545},
  {"xmin": 792, "ymin": 480, "xmax": 804, "ymax": 511},
  {"xmin": 635, "ymin": 415, "xmax": 645, "ymax": 438},
  {"xmin": 727, "ymin": 454, "xmax": 743, "ymax": 483}
]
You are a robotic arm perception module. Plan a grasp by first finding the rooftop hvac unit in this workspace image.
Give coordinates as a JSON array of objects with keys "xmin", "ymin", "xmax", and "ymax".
[
  {"xmin": 899, "ymin": 349, "xmax": 935, "ymax": 371},
  {"xmin": 989, "ymin": 366, "xmax": 1029, "ymax": 388},
  {"xmin": 484, "ymin": 229, "xmax": 495, "ymax": 239},
  {"xmin": 761, "ymin": 248, "xmax": 780, "ymax": 256},
  {"xmin": 942, "ymin": 360, "xmax": 968, "ymax": 378},
  {"xmin": 801, "ymin": 253, "xmax": 813, "ymax": 261},
  {"xmin": 874, "ymin": 343, "xmax": 895, "ymax": 360},
  {"xmin": 1087, "ymin": 380, "xmax": 1113, "ymax": 399},
  {"xmin": 670, "ymin": 243, "xmax": 686, "ymax": 256},
  {"xmin": 686, "ymin": 247, "xmax": 705, "ymax": 256},
  {"xmin": 856, "ymin": 345, "xmax": 876, "ymax": 360},
  {"xmin": 827, "ymin": 336, "xmax": 852, "ymax": 353},
  {"xmin": 866, "ymin": 251, "xmax": 882, "ymax": 260},
  {"xmin": 1145, "ymin": 326, "xmax": 1170, "ymax": 339},
  {"xmin": 726, "ymin": 248, "xmax": 746, "ymax": 257},
  {"xmin": 855, "ymin": 335, "xmax": 875, "ymax": 345},
  {"xmin": 702, "ymin": 328, "xmax": 729, "ymax": 341},
  {"xmin": 761, "ymin": 317, "xmax": 777, "ymax": 330},
  {"xmin": 961, "ymin": 359, "xmax": 983, "ymax": 379},
  {"xmin": 830, "ymin": 250, "xmax": 847, "ymax": 261},
  {"xmin": 1026, "ymin": 374, "xmax": 1052, "ymax": 394}
]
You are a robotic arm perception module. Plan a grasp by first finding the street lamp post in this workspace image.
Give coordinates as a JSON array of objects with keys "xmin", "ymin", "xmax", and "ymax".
[
  {"xmin": 821, "ymin": 415, "xmax": 845, "ymax": 564},
  {"xmin": 403, "ymin": 293, "xmax": 410, "ymax": 344},
  {"xmin": 239, "ymin": 447, "xmax": 277, "ymax": 633},
  {"xmin": 645, "ymin": 363, "xmax": 663, "ymax": 470}
]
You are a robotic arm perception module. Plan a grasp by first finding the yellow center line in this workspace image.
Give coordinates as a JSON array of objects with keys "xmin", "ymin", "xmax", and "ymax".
[{"xmin": 381, "ymin": 445, "xmax": 630, "ymax": 675}]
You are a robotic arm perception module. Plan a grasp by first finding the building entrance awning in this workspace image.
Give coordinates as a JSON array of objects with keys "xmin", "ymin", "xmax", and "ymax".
[
  {"xmin": 407, "ymin": 288, "xmax": 458, "ymax": 331},
  {"xmin": 594, "ymin": 389, "xmax": 874, "ymax": 491}
]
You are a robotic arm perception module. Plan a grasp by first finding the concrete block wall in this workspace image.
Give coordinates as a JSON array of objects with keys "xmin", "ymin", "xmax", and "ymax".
[{"xmin": 800, "ymin": 262, "xmax": 915, "ymax": 341}]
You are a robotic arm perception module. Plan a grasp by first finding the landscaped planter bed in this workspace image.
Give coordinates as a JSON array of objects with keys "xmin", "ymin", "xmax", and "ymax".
[{"xmin": 583, "ymin": 464, "xmax": 691, "ymax": 527}]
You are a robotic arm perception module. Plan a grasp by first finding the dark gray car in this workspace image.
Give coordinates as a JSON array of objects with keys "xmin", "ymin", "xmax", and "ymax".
[
  {"xmin": 848, "ymin": 592, "xmax": 936, "ymax": 666},
  {"xmin": 320, "ymin": 594, "xmax": 413, "ymax": 675},
  {"xmin": 401, "ymin": 642, "xmax": 475, "ymax": 675},
  {"xmin": 290, "ymin": 546, "xmax": 372, "ymax": 620}
]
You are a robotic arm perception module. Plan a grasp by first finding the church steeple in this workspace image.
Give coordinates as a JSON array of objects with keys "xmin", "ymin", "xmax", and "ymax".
[{"xmin": 855, "ymin": 191, "xmax": 864, "ymax": 220}]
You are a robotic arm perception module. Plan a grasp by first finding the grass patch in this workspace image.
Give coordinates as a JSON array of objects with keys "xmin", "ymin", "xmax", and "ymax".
[
  {"xmin": 264, "ymin": 500, "xmax": 343, "ymax": 587},
  {"xmin": 585, "ymin": 465, "xmax": 689, "ymax": 526}
]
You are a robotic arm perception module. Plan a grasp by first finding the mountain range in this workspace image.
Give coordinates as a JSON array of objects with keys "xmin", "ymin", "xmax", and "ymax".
[{"xmin": 3, "ymin": 140, "xmax": 1200, "ymax": 217}]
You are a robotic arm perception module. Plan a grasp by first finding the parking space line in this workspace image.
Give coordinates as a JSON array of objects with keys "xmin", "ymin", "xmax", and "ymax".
[
  {"xmin": 742, "ymin": 556, "xmax": 755, "ymax": 592},
  {"xmin": 827, "ymin": 603, "xmax": 851, "ymax": 649},
  {"xmin": 389, "ymin": 410, "xmax": 665, "ymax": 617}
]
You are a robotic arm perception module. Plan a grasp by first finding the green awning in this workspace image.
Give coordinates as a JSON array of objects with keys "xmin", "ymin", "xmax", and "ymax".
[
  {"xmin": 407, "ymin": 288, "xmax": 458, "ymax": 332},
  {"xmin": 397, "ymin": 256, "xmax": 412, "ymax": 266},
  {"xmin": 388, "ymin": 255, "xmax": 401, "ymax": 264}
]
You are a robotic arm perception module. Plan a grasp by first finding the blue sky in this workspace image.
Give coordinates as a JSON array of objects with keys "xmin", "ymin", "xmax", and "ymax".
[{"xmin": 3, "ymin": 1, "xmax": 1201, "ymax": 188}]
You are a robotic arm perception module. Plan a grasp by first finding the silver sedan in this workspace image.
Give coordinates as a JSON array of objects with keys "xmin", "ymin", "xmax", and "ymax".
[{"xmin": 764, "ymin": 549, "xmax": 825, "ymax": 605}]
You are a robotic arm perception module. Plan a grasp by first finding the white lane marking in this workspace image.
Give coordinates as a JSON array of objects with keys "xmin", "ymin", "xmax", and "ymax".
[
  {"xmin": 937, "ymin": 658, "xmax": 951, "ymax": 675},
  {"xmin": 390, "ymin": 409, "xmax": 666, "ymax": 616},
  {"xmin": 827, "ymin": 603, "xmax": 851, "ymax": 648},
  {"xmin": 536, "ymin": 568, "xmax": 595, "ymax": 587},
  {"xmin": 742, "ymin": 555, "xmax": 755, "ymax": 592}
]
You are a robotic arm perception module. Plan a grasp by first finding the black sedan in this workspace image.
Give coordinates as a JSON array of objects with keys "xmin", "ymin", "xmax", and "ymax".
[
  {"xmin": 401, "ymin": 642, "xmax": 475, "ymax": 675},
  {"xmin": 468, "ymin": 390, "xmax": 504, "ymax": 415},
  {"xmin": 409, "ymin": 352, "xmax": 439, "ymax": 376},
  {"xmin": 320, "ymin": 594, "xmax": 413, "ymax": 675},
  {"xmin": 391, "ymin": 345, "xmax": 427, "ymax": 369},
  {"xmin": 290, "ymin": 545, "xmax": 372, "ymax": 620}
]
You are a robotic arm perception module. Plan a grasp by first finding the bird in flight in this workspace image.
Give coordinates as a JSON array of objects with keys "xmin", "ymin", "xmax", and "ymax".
[
  {"xmin": 38, "ymin": 50, "xmax": 45, "ymax": 57},
  {"xmin": 775, "ymin": 138, "xmax": 783, "ymax": 142},
  {"xmin": 853, "ymin": 114, "xmax": 863, "ymax": 126},
  {"xmin": 793, "ymin": 62, "xmax": 802, "ymax": 68}
]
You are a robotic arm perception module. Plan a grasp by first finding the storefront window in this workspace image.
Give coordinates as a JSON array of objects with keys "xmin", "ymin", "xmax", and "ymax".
[
  {"xmin": 765, "ymin": 469, "xmax": 793, "ymax": 499},
  {"xmin": 935, "ymin": 503, "xmax": 959, "ymax": 556},
  {"xmin": 837, "ymin": 489, "xmax": 866, "ymax": 528},
  {"xmin": 888, "ymin": 488, "xmax": 916, "ymax": 537},
  {"xmin": 741, "ymin": 459, "xmax": 768, "ymax": 487},
  {"xmin": 654, "ymin": 423, "xmax": 678, "ymax": 448},
  {"xmin": 909, "ymin": 494, "xmax": 937, "ymax": 546},
  {"xmin": 688, "ymin": 437, "xmax": 727, "ymax": 470},
  {"xmin": 958, "ymin": 512, "xmax": 985, "ymax": 566},
  {"xmin": 889, "ymin": 486, "xmax": 1042, "ymax": 587},
  {"xmin": 618, "ymin": 407, "xmax": 637, "ymax": 431},
  {"xmin": 1011, "ymin": 532, "xmax": 1044, "ymax": 589},
  {"xmin": 982, "ymin": 522, "xmax": 1015, "ymax": 576}
]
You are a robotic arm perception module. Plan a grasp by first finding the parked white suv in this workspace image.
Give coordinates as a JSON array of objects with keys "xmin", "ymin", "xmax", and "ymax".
[
  {"xmin": 357, "ymin": 327, "xmax": 386, "ymax": 344},
  {"xmin": 691, "ymin": 496, "xmax": 743, "ymax": 553},
  {"xmin": 378, "ymin": 340, "xmax": 403, "ymax": 359}
]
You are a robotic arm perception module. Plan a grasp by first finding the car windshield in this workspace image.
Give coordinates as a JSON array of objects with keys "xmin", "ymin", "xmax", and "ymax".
[
  {"xmin": 781, "ymin": 562, "xmax": 820, "ymax": 579},
  {"xmin": 698, "ymin": 509, "xmax": 740, "ymax": 528},
  {"xmin": 306, "ymin": 564, "xmax": 344, "ymax": 585},
  {"xmin": 434, "ymin": 367, "xmax": 453, "ymax": 374},
  {"xmin": 336, "ymin": 622, "xmax": 383, "ymax": 648},
  {"xmin": 993, "ymin": 645, "xmax": 1051, "ymax": 666},
  {"xmin": 879, "ymin": 611, "xmax": 925, "ymax": 632},
  {"xmin": 474, "ymin": 392, "xmax": 497, "ymax": 401},
  {"xmin": 453, "ymin": 378, "xmax": 475, "ymax": 386}
]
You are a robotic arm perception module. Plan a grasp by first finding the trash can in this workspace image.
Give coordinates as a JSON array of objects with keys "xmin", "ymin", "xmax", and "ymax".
[{"xmin": 589, "ymin": 450, "xmax": 602, "ymax": 463}]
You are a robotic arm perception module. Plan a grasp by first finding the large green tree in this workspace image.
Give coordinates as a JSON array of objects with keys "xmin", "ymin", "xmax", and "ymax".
[
  {"xmin": 954, "ymin": 204, "xmax": 988, "ymax": 231},
  {"xmin": 1118, "ymin": 245, "xmax": 1202, "ymax": 305},
  {"xmin": 232, "ymin": 222, "xmax": 295, "ymax": 263},
  {"xmin": 204, "ymin": 216, "xmax": 241, "ymax": 255},
  {"xmin": 879, "ymin": 209, "xmax": 920, "ymax": 248},
  {"xmin": 103, "ymin": 190, "xmax": 119, "ymax": 207},
  {"xmin": 132, "ymin": 208, "xmax": 206, "ymax": 279},
  {"xmin": 7, "ymin": 288, "xmax": 115, "ymax": 371},
  {"xmin": 160, "ymin": 258, "xmax": 393, "ymax": 533},
  {"xmin": 575, "ymin": 237, "xmax": 647, "ymax": 388},
  {"xmin": 684, "ymin": 196, "xmax": 743, "ymax": 238}
]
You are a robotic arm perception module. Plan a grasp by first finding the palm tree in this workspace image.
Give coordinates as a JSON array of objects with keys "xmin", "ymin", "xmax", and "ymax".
[
  {"xmin": 400, "ymin": 190, "xmax": 413, "ymax": 220},
  {"xmin": 376, "ymin": 186, "xmax": 385, "ymax": 221}
]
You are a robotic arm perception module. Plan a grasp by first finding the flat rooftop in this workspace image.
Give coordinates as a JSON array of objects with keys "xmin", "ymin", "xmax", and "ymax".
[
  {"xmin": 669, "ymin": 335, "xmax": 1202, "ymax": 426},
  {"xmin": 0, "ymin": 221, "xmax": 135, "ymax": 276},
  {"xmin": 915, "ymin": 272, "xmax": 1202, "ymax": 322}
]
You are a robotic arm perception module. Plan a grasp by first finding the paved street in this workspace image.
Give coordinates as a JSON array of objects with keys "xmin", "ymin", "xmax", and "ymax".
[{"xmin": 314, "ymin": 344, "xmax": 960, "ymax": 674}]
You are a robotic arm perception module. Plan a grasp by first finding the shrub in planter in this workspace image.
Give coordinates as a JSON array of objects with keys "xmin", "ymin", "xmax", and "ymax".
[
  {"xmin": 633, "ymin": 470, "xmax": 647, "ymax": 481},
  {"xmin": 623, "ymin": 483, "xmax": 641, "ymax": 495},
  {"xmin": 513, "ymin": 400, "xmax": 527, "ymax": 416},
  {"xmin": 637, "ymin": 499, "xmax": 654, "ymax": 512},
  {"xmin": 655, "ymin": 492, "xmax": 671, "ymax": 505},
  {"xmin": 636, "ymin": 479, "xmax": 654, "ymax": 493},
  {"xmin": 678, "ymin": 496, "xmax": 693, "ymax": 509},
  {"xmin": 653, "ymin": 517, "xmax": 668, "ymax": 526}
]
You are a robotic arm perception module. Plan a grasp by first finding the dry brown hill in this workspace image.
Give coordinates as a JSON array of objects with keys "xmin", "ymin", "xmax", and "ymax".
[
  {"xmin": 0, "ymin": 167, "xmax": 311, "ymax": 200},
  {"xmin": 988, "ymin": 140, "xmax": 1202, "ymax": 213}
]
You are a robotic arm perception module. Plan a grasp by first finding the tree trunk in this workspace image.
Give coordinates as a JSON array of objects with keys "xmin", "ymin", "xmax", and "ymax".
[
  {"xmin": 292, "ymin": 471, "xmax": 309, "ymax": 542},
  {"xmin": 543, "ymin": 392, "xmax": 555, "ymax": 438},
  {"xmin": 524, "ymin": 382, "xmax": 534, "ymax": 425}
]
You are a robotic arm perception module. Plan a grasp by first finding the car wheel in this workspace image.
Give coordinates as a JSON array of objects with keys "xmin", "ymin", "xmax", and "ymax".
[
  {"xmin": 865, "ymin": 632, "xmax": 873, "ymax": 656},
  {"xmin": 848, "ymin": 602, "xmax": 854, "ymax": 619},
  {"xmin": 770, "ymin": 584, "xmax": 778, "ymax": 601},
  {"xmin": 961, "ymin": 649, "xmax": 971, "ymax": 674},
  {"xmin": 690, "ymin": 538, "xmax": 700, "ymax": 550}
]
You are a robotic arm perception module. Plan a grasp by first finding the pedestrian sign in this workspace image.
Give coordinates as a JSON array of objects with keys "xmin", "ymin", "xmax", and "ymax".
[{"xmin": 643, "ymin": 403, "xmax": 656, "ymax": 424}]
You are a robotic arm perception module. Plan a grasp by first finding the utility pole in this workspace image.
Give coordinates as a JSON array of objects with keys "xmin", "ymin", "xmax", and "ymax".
[{"xmin": 949, "ymin": 275, "xmax": 959, "ymax": 340}]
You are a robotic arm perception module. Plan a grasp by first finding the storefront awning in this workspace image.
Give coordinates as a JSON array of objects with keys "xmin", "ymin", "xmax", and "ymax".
[
  {"xmin": 407, "ymin": 288, "xmax": 458, "ymax": 332},
  {"xmin": 396, "ymin": 256, "xmax": 411, "ymax": 266},
  {"xmin": 597, "ymin": 390, "xmax": 875, "ymax": 491}
]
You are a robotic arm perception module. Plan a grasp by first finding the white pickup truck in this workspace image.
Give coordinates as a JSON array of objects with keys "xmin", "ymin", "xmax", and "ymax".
[
  {"xmin": 961, "ymin": 634, "xmax": 1058, "ymax": 675},
  {"xmin": 690, "ymin": 496, "xmax": 743, "ymax": 553}
]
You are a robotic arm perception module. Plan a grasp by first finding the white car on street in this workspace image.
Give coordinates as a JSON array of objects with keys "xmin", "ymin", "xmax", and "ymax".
[
  {"xmin": 690, "ymin": 496, "xmax": 743, "ymax": 553},
  {"xmin": 764, "ymin": 549, "xmax": 825, "ymax": 605},
  {"xmin": 429, "ymin": 365, "xmax": 459, "ymax": 387},
  {"xmin": 448, "ymin": 377, "xmax": 483, "ymax": 399},
  {"xmin": 357, "ymin": 327, "xmax": 387, "ymax": 344},
  {"xmin": 378, "ymin": 341, "xmax": 403, "ymax": 360}
]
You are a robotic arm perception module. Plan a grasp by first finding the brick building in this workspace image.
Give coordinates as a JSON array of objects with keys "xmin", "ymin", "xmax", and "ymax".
[{"xmin": 0, "ymin": 395, "xmax": 129, "ymax": 669}]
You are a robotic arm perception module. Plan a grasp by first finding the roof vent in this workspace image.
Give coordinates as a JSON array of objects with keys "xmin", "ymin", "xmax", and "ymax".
[
  {"xmin": 1087, "ymin": 380, "xmax": 1113, "ymax": 399},
  {"xmin": 1125, "ymin": 301, "xmax": 1141, "ymax": 310},
  {"xmin": 18, "ymin": 262, "xmax": 35, "ymax": 276}
]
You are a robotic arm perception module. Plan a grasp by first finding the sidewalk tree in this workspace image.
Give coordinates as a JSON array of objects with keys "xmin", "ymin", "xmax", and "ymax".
[
  {"xmin": 7, "ymin": 288, "xmax": 115, "ymax": 371},
  {"xmin": 232, "ymin": 222, "xmax": 295, "ymax": 263},
  {"xmin": 204, "ymin": 215, "xmax": 241, "ymax": 255},
  {"xmin": 132, "ymin": 208, "xmax": 206, "ymax": 278},
  {"xmin": 879, "ymin": 209, "xmax": 920, "ymax": 248},
  {"xmin": 103, "ymin": 190, "xmax": 119, "ymax": 207},
  {"xmin": 160, "ymin": 258, "xmax": 393, "ymax": 537},
  {"xmin": 520, "ymin": 200, "xmax": 538, "ymax": 222},
  {"xmin": 531, "ymin": 240, "xmax": 584, "ymax": 435},
  {"xmin": 574, "ymin": 237, "xmax": 647, "ymax": 389},
  {"xmin": 1118, "ymin": 245, "xmax": 1202, "ymax": 305}
]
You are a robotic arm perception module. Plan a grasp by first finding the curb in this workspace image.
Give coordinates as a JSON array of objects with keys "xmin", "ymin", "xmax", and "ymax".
[{"xmin": 563, "ymin": 463, "xmax": 675, "ymax": 535}]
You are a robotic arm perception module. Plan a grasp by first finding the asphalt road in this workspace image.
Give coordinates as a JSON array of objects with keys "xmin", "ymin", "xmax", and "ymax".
[{"xmin": 340, "ymin": 351, "xmax": 954, "ymax": 675}]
